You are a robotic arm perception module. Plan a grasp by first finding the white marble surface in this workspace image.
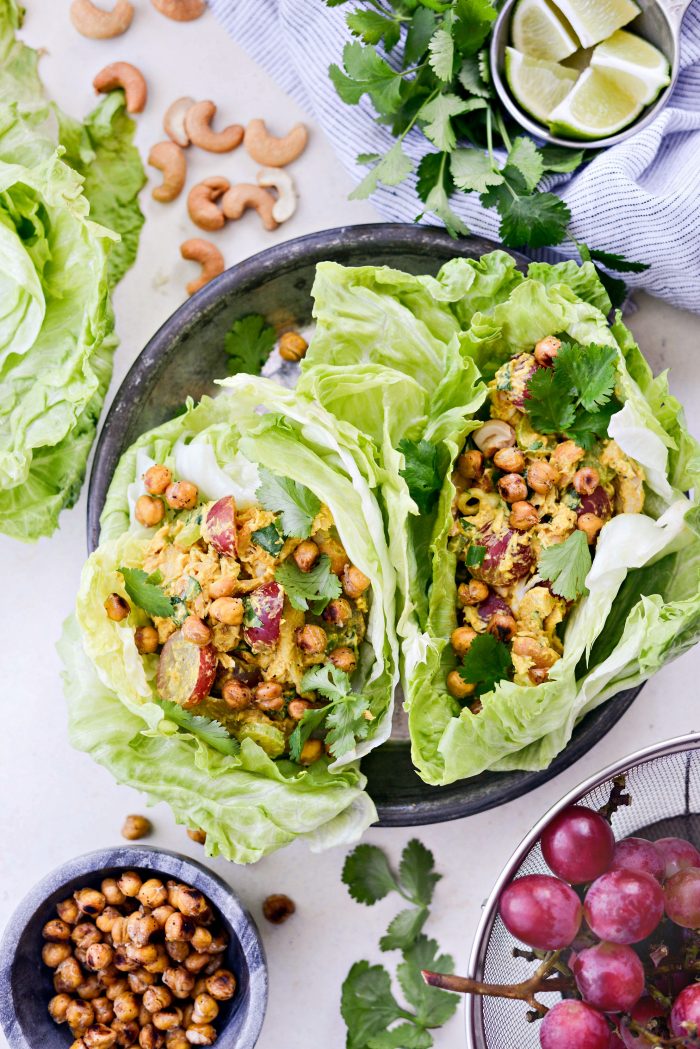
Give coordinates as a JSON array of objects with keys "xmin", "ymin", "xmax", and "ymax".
[{"xmin": 1, "ymin": 4, "xmax": 699, "ymax": 1048}]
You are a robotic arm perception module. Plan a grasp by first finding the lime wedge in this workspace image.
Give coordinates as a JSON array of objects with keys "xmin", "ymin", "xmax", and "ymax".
[
  {"xmin": 591, "ymin": 29, "xmax": 671, "ymax": 104},
  {"xmin": 505, "ymin": 47, "xmax": 580, "ymax": 124},
  {"xmin": 551, "ymin": 0, "xmax": 640, "ymax": 48},
  {"xmin": 512, "ymin": 0, "xmax": 580, "ymax": 62},
  {"xmin": 549, "ymin": 66, "xmax": 643, "ymax": 138}
]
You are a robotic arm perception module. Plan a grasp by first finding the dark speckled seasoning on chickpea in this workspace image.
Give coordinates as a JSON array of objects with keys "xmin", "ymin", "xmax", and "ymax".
[
  {"xmin": 121, "ymin": 815, "xmax": 152, "ymax": 841},
  {"xmin": 262, "ymin": 894, "xmax": 296, "ymax": 925}
]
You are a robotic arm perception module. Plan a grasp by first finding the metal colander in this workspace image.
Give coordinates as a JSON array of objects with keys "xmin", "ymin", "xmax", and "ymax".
[{"xmin": 465, "ymin": 734, "xmax": 700, "ymax": 1048}]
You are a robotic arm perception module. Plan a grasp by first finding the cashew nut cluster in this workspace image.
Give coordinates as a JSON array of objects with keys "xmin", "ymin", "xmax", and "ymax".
[
  {"xmin": 70, "ymin": 0, "xmax": 134, "ymax": 39},
  {"xmin": 93, "ymin": 62, "xmax": 147, "ymax": 114}
]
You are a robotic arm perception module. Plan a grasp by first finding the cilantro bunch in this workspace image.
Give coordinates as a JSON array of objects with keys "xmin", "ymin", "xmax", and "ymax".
[{"xmin": 341, "ymin": 839, "xmax": 459, "ymax": 1048}]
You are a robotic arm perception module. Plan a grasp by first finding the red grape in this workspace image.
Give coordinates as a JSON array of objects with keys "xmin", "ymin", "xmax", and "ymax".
[
  {"xmin": 655, "ymin": 837, "xmax": 700, "ymax": 880},
  {"xmin": 540, "ymin": 1000, "xmax": 611, "ymax": 1049},
  {"xmin": 665, "ymin": 867, "xmax": 700, "ymax": 929},
  {"xmin": 499, "ymin": 874, "xmax": 582, "ymax": 950},
  {"xmin": 611, "ymin": 837, "xmax": 664, "ymax": 881},
  {"xmin": 541, "ymin": 806, "xmax": 615, "ymax": 885},
  {"xmin": 584, "ymin": 869, "xmax": 664, "ymax": 944},
  {"xmin": 573, "ymin": 942, "xmax": 645, "ymax": 1013},
  {"xmin": 618, "ymin": 997, "xmax": 667, "ymax": 1048},
  {"xmin": 670, "ymin": 983, "xmax": 700, "ymax": 1040}
]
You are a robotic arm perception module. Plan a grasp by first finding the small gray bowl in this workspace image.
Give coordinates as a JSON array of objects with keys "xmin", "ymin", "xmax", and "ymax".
[{"xmin": 0, "ymin": 846, "xmax": 267, "ymax": 1049}]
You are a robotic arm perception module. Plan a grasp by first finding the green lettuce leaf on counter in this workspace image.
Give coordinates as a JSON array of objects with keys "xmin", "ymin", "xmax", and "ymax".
[
  {"xmin": 62, "ymin": 379, "xmax": 399, "ymax": 863},
  {"xmin": 0, "ymin": 0, "xmax": 145, "ymax": 540}
]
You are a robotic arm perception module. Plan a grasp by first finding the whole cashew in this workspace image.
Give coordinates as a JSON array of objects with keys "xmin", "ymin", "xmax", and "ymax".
[
  {"xmin": 164, "ymin": 96, "xmax": 196, "ymax": 148},
  {"xmin": 187, "ymin": 177, "xmax": 230, "ymax": 231},
  {"xmin": 70, "ymin": 0, "xmax": 134, "ymax": 38},
  {"xmin": 181, "ymin": 239, "xmax": 225, "ymax": 296},
  {"xmin": 151, "ymin": 0, "xmax": 205, "ymax": 20},
  {"xmin": 243, "ymin": 119, "xmax": 308, "ymax": 167},
  {"xmin": 148, "ymin": 142, "xmax": 186, "ymax": 202},
  {"xmin": 257, "ymin": 168, "xmax": 297, "ymax": 223},
  {"xmin": 221, "ymin": 185, "xmax": 278, "ymax": 231},
  {"xmin": 185, "ymin": 101, "xmax": 244, "ymax": 154},
  {"xmin": 93, "ymin": 62, "xmax": 147, "ymax": 114}
]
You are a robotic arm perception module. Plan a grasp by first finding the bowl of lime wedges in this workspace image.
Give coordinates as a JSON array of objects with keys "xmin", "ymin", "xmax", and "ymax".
[{"xmin": 491, "ymin": 0, "xmax": 689, "ymax": 147}]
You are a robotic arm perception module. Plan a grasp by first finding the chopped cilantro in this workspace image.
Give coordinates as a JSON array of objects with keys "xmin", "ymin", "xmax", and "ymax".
[
  {"xmin": 399, "ymin": 438, "xmax": 442, "ymax": 515},
  {"xmin": 458, "ymin": 632, "xmax": 512, "ymax": 695},
  {"xmin": 224, "ymin": 314, "xmax": 276, "ymax": 375},
  {"xmin": 465, "ymin": 544, "xmax": 486, "ymax": 567},
  {"xmin": 538, "ymin": 530, "xmax": 592, "ymax": 601},
  {"xmin": 256, "ymin": 467, "xmax": 321, "ymax": 539},
  {"xmin": 251, "ymin": 520, "xmax": 284, "ymax": 556},
  {"xmin": 119, "ymin": 567, "xmax": 175, "ymax": 620},
  {"xmin": 243, "ymin": 599, "xmax": 263, "ymax": 629},
  {"xmin": 156, "ymin": 699, "xmax": 240, "ymax": 757},
  {"xmin": 170, "ymin": 576, "xmax": 202, "ymax": 626},
  {"xmin": 275, "ymin": 555, "xmax": 341, "ymax": 613},
  {"xmin": 526, "ymin": 340, "xmax": 619, "ymax": 449}
]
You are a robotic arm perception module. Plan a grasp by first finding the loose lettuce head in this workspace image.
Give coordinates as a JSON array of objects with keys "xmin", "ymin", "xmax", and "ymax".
[
  {"xmin": 63, "ymin": 377, "xmax": 398, "ymax": 863},
  {"xmin": 406, "ymin": 263, "xmax": 700, "ymax": 785},
  {"xmin": 0, "ymin": 0, "xmax": 145, "ymax": 540}
]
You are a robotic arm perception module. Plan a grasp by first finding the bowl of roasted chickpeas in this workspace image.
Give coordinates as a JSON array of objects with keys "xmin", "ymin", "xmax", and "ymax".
[{"xmin": 0, "ymin": 846, "xmax": 267, "ymax": 1049}]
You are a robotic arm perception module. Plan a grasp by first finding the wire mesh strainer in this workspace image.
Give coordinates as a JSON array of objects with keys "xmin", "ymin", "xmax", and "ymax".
[{"xmin": 465, "ymin": 733, "xmax": 700, "ymax": 1049}]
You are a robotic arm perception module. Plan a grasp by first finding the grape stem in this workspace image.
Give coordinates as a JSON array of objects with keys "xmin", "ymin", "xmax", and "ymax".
[
  {"xmin": 598, "ymin": 773, "xmax": 632, "ymax": 823},
  {"xmin": 626, "ymin": 1020, "xmax": 698, "ymax": 1046},
  {"xmin": 421, "ymin": 953, "xmax": 572, "ymax": 1016}
]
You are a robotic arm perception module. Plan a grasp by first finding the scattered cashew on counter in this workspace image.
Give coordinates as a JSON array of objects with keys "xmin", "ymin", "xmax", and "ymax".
[
  {"xmin": 164, "ymin": 96, "xmax": 196, "ymax": 147},
  {"xmin": 185, "ymin": 101, "xmax": 245, "ymax": 153},
  {"xmin": 151, "ymin": 0, "xmax": 206, "ymax": 19},
  {"xmin": 93, "ymin": 61, "xmax": 147, "ymax": 113},
  {"xmin": 70, "ymin": 0, "xmax": 134, "ymax": 38},
  {"xmin": 244, "ymin": 119, "xmax": 308, "ymax": 167},
  {"xmin": 257, "ymin": 168, "xmax": 297, "ymax": 224},
  {"xmin": 148, "ymin": 142, "xmax": 187, "ymax": 202},
  {"xmin": 188, "ymin": 177, "xmax": 231, "ymax": 231},
  {"xmin": 181, "ymin": 238, "xmax": 225, "ymax": 295},
  {"xmin": 221, "ymin": 184, "xmax": 279, "ymax": 231}
]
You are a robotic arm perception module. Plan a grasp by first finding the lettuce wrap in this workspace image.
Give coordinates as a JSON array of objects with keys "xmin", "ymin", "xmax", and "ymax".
[
  {"xmin": 0, "ymin": 0, "xmax": 145, "ymax": 540},
  {"xmin": 62, "ymin": 376, "xmax": 398, "ymax": 863}
]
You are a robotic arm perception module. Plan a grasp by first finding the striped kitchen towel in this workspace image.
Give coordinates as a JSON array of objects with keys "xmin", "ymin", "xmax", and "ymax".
[{"xmin": 209, "ymin": 0, "xmax": 700, "ymax": 312}]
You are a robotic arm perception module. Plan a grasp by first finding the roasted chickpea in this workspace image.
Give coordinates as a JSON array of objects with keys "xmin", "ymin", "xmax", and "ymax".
[
  {"xmin": 207, "ymin": 575, "xmax": 236, "ymax": 599},
  {"xmin": 262, "ymin": 894, "xmax": 296, "ymax": 925},
  {"xmin": 329, "ymin": 646, "xmax": 357, "ymax": 673},
  {"xmin": 105, "ymin": 977, "xmax": 129, "ymax": 1001},
  {"xmin": 44, "ymin": 918, "xmax": 73, "ymax": 942},
  {"xmin": 205, "ymin": 969, "xmax": 237, "ymax": 1001},
  {"xmin": 128, "ymin": 967, "xmax": 156, "ymax": 994},
  {"xmin": 527, "ymin": 460, "xmax": 558, "ymax": 494},
  {"xmin": 121, "ymin": 814, "xmax": 152, "ymax": 841},
  {"xmin": 529, "ymin": 667, "xmax": 550, "ymax": 685},
  {"xmin": 144, "ymin": 465, "xmax": 173, "ymax": 495},
  {"xmin": 446, "ymin": 669, "xmax": 476, "ymax": 699},
  {"xmin": 573, "ymin": 466, "xmax": 600, "ymax": 496},
  {"xmin": 165, "ymin": 1030, "xmax": 189, "ymax": 1049},
  {"xmin": 135, "ymin": 494, "xmax": 165, "ymax": 528},
  {"xmin": 287, "ymin": 698, "xmax": 311, "ymax": 721},
  {"xmin": 141, "ymin": 985, "xmax": 172, "ymax": 1014},
  {"xmin": 77, "ymin": 974, "xmax": 102, "ymax": 1000},
  {"xmin": 322, "ymin": 597, "xmax": 353, "ymax": 628},
  {"xmin": 317, "ymin": 535, "xmax": 349, "ymax": 575},
  {"xmin": 493, "ymin": 447, "xmax": 525, "ymax": 473},
  {"xmin": 487, "ymin": 611, "xmax": 517, "ymax": 643},
  {"xmin": 184, "ymin": 953, "xmax": 212, "ymax": 975},
  {"xmin": 189, "ymin": 992, "xmax": 219, "ymax": 1025},
  {"xmin": 43, "ymin": 942, "xmax": 73, "ymax": 967},
  {"xmin": 111, "ymin": 1019, "xmax": 140, "ymax": 1047},
  {"xmin": 293, "ymin": 539, "xmax": 320, "ymax": 573},
  {"xmin": 72, "ymin": 922, "xmax": 101, "ymax": 948},
  {"xmin": 57, "ymin": 898, "xmax": 80, "ymax": 925},
  {"xmin": 208, "ymin": 597, "xmax": 243, "ymax": 626},
  {"xmin": 165, "ymin": 912, "xmax": 196, "ymax": 943},
  {"xmin": 578, "ymin": 512, "xmax": 604, "ymax": 544},
  {"xmin": 206, "ymin": 933, "xmax": 227, "ymax": 955},
  {"xmin": 113, "ymin": 946, "xmax": 139, "ymax": 973},
  {"xmin": 68, "ymin": 1039, "xmax": 86, "ymax": 1049},
  {"xmin": 254, "ymin": 681, "xmax": 284, "ymax": 711},
  {"xmin": 138, "ymin": 879, "xmax": 168, "ymax": 909},
  {"xmin": 221, "ymin": 678, "xmax": 253, "ymax": 710},
  {"xmin": 299, "ymin": 739, "xmax": 323, "ymax": 765},
  {"xmin": 105, "ymin": 593, "xmax": 130, "ymax": 622},
  {"xmin": 144, "ymin": 945, "xmax": 170, "ymax": 975},
  {"xmin": 126, "ymin": 943, "xmax": 159, "ymax": 966},
  {"xmin": 109, "ymin": 917, "xmax": 129, "ymax": 946},
  {"xmin": 534, "ymin": 335, "xmax": 561, "ymax": 367},
  {"xmin": 92, "ymin": 999, "xmax": 114, "ymax": 1025},
  {"xmin": 456, "ymin": 449, "xmax": 483, "ymax": 480},
  {"xmin": 163, "ymin": 967, "xmax": 196, "ymax": 999},
  {"xmin": 166, "ymin": 940, "xmax": 191, "ymax": 964},
  {"xmin": 126, "ymin": 912, "xmax": 159, "ymax": 946},
  {"xmin": 85, "ymin": 942, "xmax": 114, "ymax": 972},
  {"xmin": 295, "ymin": 624, "xmax": 327, "ymax": 654},
  {"xmin": 84, "ymin": 1025, "xmax": 118, "ymax": 1049},
  {"xmin": 186, "ymin": 829, "xmax": 207, "ymax": 846},
  {"xmin": 342, "ymin": 564, "xmax": 370, "ymax": 599},
  {"xmin": 49, "ymin": 993, "xmax": 73, "ymax": 1023},
  {"xmin": 167, "ymin": 882, "xmax": 186, "ymax": 909},
  {"xmin": 279, "ymin": 331, "xmax": 308, "ymax": 361},
  {"xmin": 512, "ymin": 635, "xmax": 559, "ymax": 668},
  {"xmin": 139, "ymin": 1025, "xmax": 160, "ymax": 1049},
  {"xmin": 101, "ymin": 879, "xmax": 126, "ymax": 908},
  {"xmin": 135, "ymin": 626, "xmax": 159, "ymax": 654},
  {"xmin": 450, "ymin": 626, "xmax": 477, "ymax": 658},
  {"xmin": 551, "ymin": 440, "xmax": 584, "ymax": 471},
  {"xmin": 113, "ymin": 991, "xmax": 139, "ymax": 1022},
  {"xmin": 182, "ymin": 615, "xmax": 212, "ymax": 646},
  {"xmin": 165, "ymin": 481, "xmax": 198, "ymax": 511},
  {"xmin": 66, "ymin": 999, "xmax": 95, "ymax": 1031},
  {"xmin": 510, "ymin": 501, "xmax": 539, "ymax": 531},
  {"xmin": 457, "ymin": 579, "xmax": 489, "ymax": 606},
  {"xmin": 152, "ymin": 905, "xmax": 176, "ymax": 928},
  {"xmin": 190, "ymin": 928, "xmax": 212, "ymax": 954},
  {"xmin": 54, "ymin": 956, "xmax": 84, "ymax": 993},
  {"xmin": 176, "ymin": 887, "xmax": 209, "ymax": 920},
  {"xmin": 155, "ymin": 1007, "xmax": 185, "ymax": 1032},
  {"xmin": 185, "ymin": 1024, "xmax": 217, "ymax": 1045},
  {"xmin": 498, "ymin": 473, "xmax": 528, "ymax": 504}
]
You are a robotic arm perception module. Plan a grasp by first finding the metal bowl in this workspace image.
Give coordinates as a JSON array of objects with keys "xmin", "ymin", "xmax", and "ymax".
[
  {"xmin": 86, "ymin": 222, "xmax": 642, "ymax": 827},
  {"xmin": 0, "ymin": 846, "xmax": 267, "ymax": 1049},
  {"xmin": 465, "ymin": 733, "xmax": 700, "ymax": 1048}
]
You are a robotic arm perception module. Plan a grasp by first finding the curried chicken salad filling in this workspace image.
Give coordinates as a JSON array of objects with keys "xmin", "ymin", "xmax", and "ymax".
[{"xmin": 447, "ymin": 334, "xmax": 645, "ymax": 705}]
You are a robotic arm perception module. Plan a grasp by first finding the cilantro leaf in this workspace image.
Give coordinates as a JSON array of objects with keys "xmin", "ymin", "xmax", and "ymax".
[
  {"xmin": 347, "ymin": 9, "xmax": 401, "ymax": 51},
  {"xmin": 397, "ymin": 935, "xmax": 459, "ymax": 1028},
  {"xmin": 350, "ymin": 141, "xmax": 414, "ymax": 200},
  {"xmin": 525, "ymin": 366, "xmax": 577, "ymax": 435},
  {"xmin": 506, "ymin": 137, "xmax": 544, "ymax": 193},
  {"xmin": 380, "ymin": 907, "xmax": 429, "ymax": 953},
  {"xmin": 156, "ymin": 700, "xmax": 240, "ymax": 757},
  {"xmin": 290, "ymin": 664, "xmax": 370, "ymax": 761},
  {"xmin": 453, "ymin": 0, "xmax": 498, "ymax": 55},
  {"xmin": 399, "ymin": 839, "xmax": 441, "ymax": 907},
  {"xmin": 256, "ymin": 467, "xmax": 321, "ymax": 538},
  {"xmin": 420, "ymin": 93, "xmax": 470, "ymax": 152},
  {"xmin": 275, "ymin": 554, "xmax": 341, "ymax": 613},
  {"xmin": 251, "ymin": 520, "xmax": 284, "ymax": 556},
  {"xmin": 416, "ymin": 151, "xmax": 451, "ymax": 205},
  {"xmin": 585, "ymin": 246, "xmax": 650, "ymax": 273},
  {"xmin": 458, "ymin": 54, "xmax": 492, "ymax": 97},
  {"xmin": 119, "ymin": 567, "xmax": 175, "ymax": 620},
  {"xmin": 465, "ymin": 544, "xmax": 486, "ymax": 567},
  {"xmin": 399, "ymin": 438, "xmax": 442, "ymax": 515},
  {"xmin": 301, "ymin": 662, "xmax": 353, "ymax": 702},
  {"xmin": 424, "ymin": 170, "xmax": 470, "ymax": 238},
  {"xmin": 368, "ymin": 1025, "xmax": 433, "ymax": 1049},
  {"xmin": 555, "ymin": 341, "xmax": 618, "ymax": 412},
  {"xmin": 343, "ymin": 845, "xmax": 401, "ymax": 904},
  {"xmin": 483, "ymin": 183, "xmax": 571, "ymax": 248},
  {"xmin": 339, "ymin": 41, "xmax": 403, "ymax": 115},
  {"xmin": 538, "ymin": 530, "xmax": 592, "ymax": 601},
  {"xmin": 428, "ymin": 26, "xmax": 454, "ymax": 81},
  {"xmin": 288, "ymin": 706, "xmax": 327, "ymax": 763},
  {"xmin": 458, "ymin": 632, "xmax": 512, "ymax": 695},
  {"xmin": 526, "ymin": 342, "xmax": 618, "ymax": 445},
  {"xmin": 341, "ymin": 962, "xmax": 405, "ymax": 1049},
  {"xmin": 224, "ymin": 314, "xmax": 276, "ymax": 375},
  {"xmin": 567, "ymin": 401, "xmax": 617, "ymax": 449},
  {"xmin": 539, "ymin": 145, "xmax": 585, "ymax": 173},
  {"xmin": 451, "ymin": 147, "xmax": 503, "ymax": 194},
  {"xmin": 404, "ymin": 6, "xmax": 438, "ymax": 65},
  {"xmin": 325, "ymin": 693, "xmax": 372, "ymax": 758}
]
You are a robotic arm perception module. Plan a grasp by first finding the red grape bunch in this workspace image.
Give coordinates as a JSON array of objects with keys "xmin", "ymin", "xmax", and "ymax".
[{"xmin": 497, "ymin": 803, "xmax": 700, "ymax": 1048}]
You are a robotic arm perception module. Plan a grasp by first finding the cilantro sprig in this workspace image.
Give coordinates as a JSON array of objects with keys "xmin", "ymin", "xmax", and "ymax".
[
  {"xmin": 340, "ymin": 839, "xmax": 458, "ymax": 1048},
  {"xmin": 275, "ymin": 554, "xmax": 341, "ymax": 613},
  {"xmin": 458, "ymin": 632, "xmax": 512, "ymax": 696},
  {"xmin": 225, "ymin": 314, "xmax": 276, "ymax": 375},
  {"xmin": 156, "ymin": 699, "xmax": 240, "ymax": 757},
  {"xmin": 526, "ymin": 340, "xmax": 619, "ymax": 449},
  {"xmin": 399, "ymin": 438, "xmax": 442, "ymax": 515},
  {"xmin": 119, "ymin": 567, "xmax": 202, "ymax": 625},
  {"xmin": 289, "ymin": 664, "xmax": 372, "ymax": 762},
  {"xmin": 256, "ymin": 467, "xmax": 321, "ymax": 539},
  {"xmin": 538, "ymin": 530, "xmax": 592, "ymax": 601}
]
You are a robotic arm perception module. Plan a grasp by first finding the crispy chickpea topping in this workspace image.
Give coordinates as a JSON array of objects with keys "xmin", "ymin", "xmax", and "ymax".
[
  {"xmin": 342, "ymin": 564, "xmax": 370, "ymax": 599},
  {"xmin": 186, "ymin": 829, "xmax": 207, "ymax": 846},
  {"xmin": 262, "ymin": 894, "xmax": 296, "ymax": 925},
  {"xmin": 487, "ymin": 612, "xmax": 517, "ymax": 643},
  {"xmin": 458, "ymin": 579, "xmax": 489, "ymax": 606},
  {"xmin": 451, "ymin": 626, "xmax": 477, "ymax": 658},
  {"xmin": 121, "ymin": 815, "xmax": 153, "ymax": 841},
  {"xmin": 165, "ymin": 481, "xmax": 198, "ymax": 510},
  {"xmin": 44, "ymin": 942, "xmax": 73, "ymax": 967},
  {"xmin": 134, "ymin": 627, "xmax": 159, "ymax": 655},
  {"xmin": 287, "ymin": 698, "xmax": 311, "ymax": 721},
  {"xmin": 221, "ymin": 678, "xmax": 252, "ymax": 710},
  {"xmin": 329, "ymin": 646, "xmax": 357, "ymax": 673},
  {"xmin": 509, "ymin": 500, "xmax": 538, "ymax": 531},
  {"xmin": 299, "ymin": 739, "xmax": 324, "ymax": 765},
  {"xmin": 144, "ymin": 465, "xmax": 173, "ymax": 495},
  {"xmin": 446, "ymin": 670, "xmax": 475, "ymax": 699},
  {"xmin": 456, "ymin": 449, "xmax": 483, "ymax": 480},
  {"xmin": 292, "ymin": 539, "xmax": 319, "ymax": 572},
  {"xmin": 278, "ymin": 331, "xmax": 308, "ymax": 362},
  {"xmin": 498, "ymin": 473, "xmax": 528, "ymax": 504},
  {"xmin": 295, "ymin": 624, "xmax": 327, "ymax": 654},
  {"xmin": 75, "ymin": 890, "xmax": 107, "ymax": 918},
  {"xmin": 527, "ymin": 460, "xmax": 558, "ymax": 494},
  {"xmin": 573, "ymin": 466, "xmax": 600, "ymax": 495},
  {"xmin": 534, "ymin": 335, "xmax": 561, "ymax": 367},
  {"xmin": 254, "ymin": 681, "xmax": 284, "ymax": 711},
  {"xmin": 181, "ymin": 616, "xmax": 212, "ymax": 646},
  {"xmin": 493, "ymin": 447, "xmax": 525, "ymax": 473},
  {"xmin": 208, "ymin": 597, "xmax": 243, "ymax": 625},
  {"xmin": 578, "ymin": 512, "xmax": 604, "ymax": 544},
  {"xmin": 105, "ymin": 594, "xmax": 130, "ymax": 622},
  {"xmin": 135, "ymin": 495, "xmax": 165, "ymax": 528}
]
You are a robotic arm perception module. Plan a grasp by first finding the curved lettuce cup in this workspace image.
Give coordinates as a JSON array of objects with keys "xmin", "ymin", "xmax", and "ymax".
[
  {"xmin": 61, "ymin": 376, "xmax": 398, "ymax": 863},
  {"xmin": 405, "ymin": 264, "xmax": 700, "ymax": 785}
]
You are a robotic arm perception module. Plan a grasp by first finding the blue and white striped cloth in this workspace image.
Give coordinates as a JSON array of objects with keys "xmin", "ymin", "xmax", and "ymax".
[{"xmin": 210, "ymin": 0, "xmax": 700, "ymax": 311}]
